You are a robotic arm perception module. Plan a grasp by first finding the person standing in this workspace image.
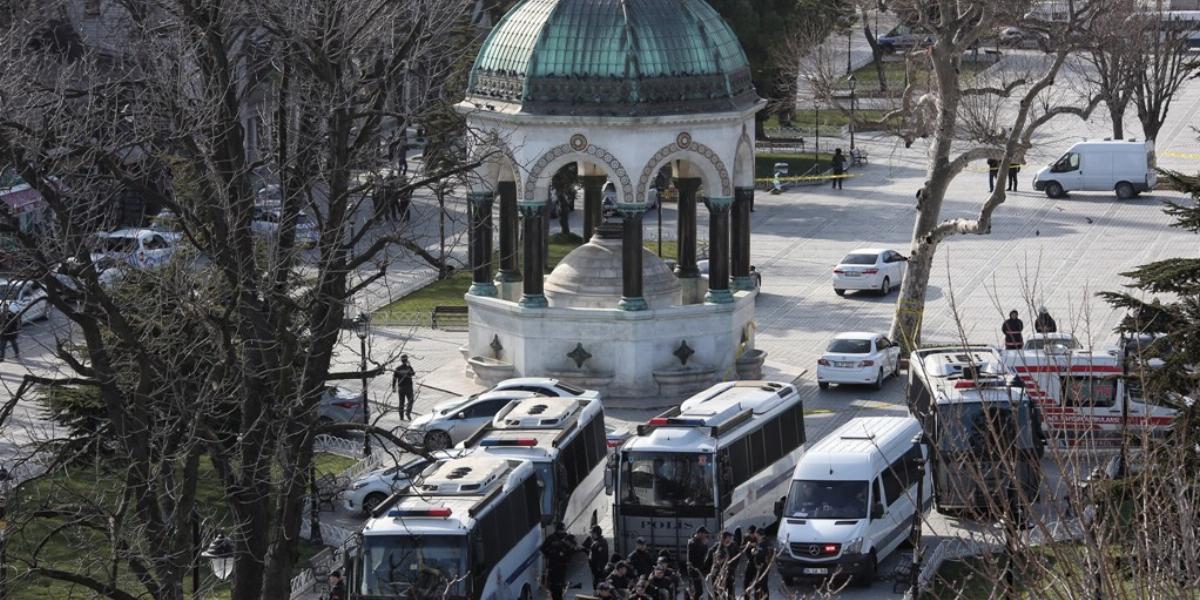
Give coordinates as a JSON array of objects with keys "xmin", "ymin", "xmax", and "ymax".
[
  {"xmin": 987, "ymin": 158, "xmax": 1000, "ymax": 192},
  {"xmin": 1002, "ymin": 310, "xmax": 1025, "ymax": 350},
  {"xmin": 0, "ymin": 309, "xmax": 19, "ymax": 361},
  {"xmin": 749, "ymin": 265, "xmax": 762, "ymax": 288},
  {"xmin": 541, "ymin": 522, "xmax": 578, "ymax": 600},
  {"xmin": 628, "ymin": 537, "xmax": 655, "ymax": 578},
  {"xmin": 740, "ymin": 526, "xmax": 760, "ymax": 596},
  {"xmin": 1034, "ymin": 306, "xmax": 1058, "ymax": 334},
  {"xmin": 1007, "ymin": 161, "xmax": 1021, "ymax": 192},
  {"xmin": 704, "ymin": 531, "xmax": 737, "ymax": 599},
  {"xmin": 685, "ymin": 527, "xmax": 710, "ymax": 600},
  {"xmin": 831, "ymin": 149, "xmax": 847, "ymax": 190},
  {"xmin": 392, "ymin": 354, "xmax": 416, "ymax": 419},
  {"xmin": 583, "ymin": 525, "xmax": 611, "ymax": 591},
  {"xmin": 748, "ymin": 529, "xmax": 771, "ymax": 600}
]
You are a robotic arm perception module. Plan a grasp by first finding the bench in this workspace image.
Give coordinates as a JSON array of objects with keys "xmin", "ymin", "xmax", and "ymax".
[
  {"xmin": 315, "ymin": 473, "xmax": 348, "ymax": 511},
  {"xmin": 851, "ymin": 148, "xmax": 869, "ymax": 167},
  {"xmin": 431, "ymin": 305, "xmax": 468, "ymax": 330}
]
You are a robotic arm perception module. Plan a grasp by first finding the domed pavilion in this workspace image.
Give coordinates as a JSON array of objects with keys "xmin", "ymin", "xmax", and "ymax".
[{"xmin": 457, "ymin": 0, "xmax": 765, "ymax": 404}]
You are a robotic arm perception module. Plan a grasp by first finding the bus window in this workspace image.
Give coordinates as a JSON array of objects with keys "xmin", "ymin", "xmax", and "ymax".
[
  {"xmin": 533, "ymin": 462, "xmax": 555, "ymax": 517},
  {"xmin": 620, "ymin": 452, "xmax": 715, "ymax": 508},
  {"xmin": 360, "ymin": 535, "xmax": 467, "ymax": 597},
  {"xmin": 784, "ymin": 480, "xmax": 868, "ymax": 519},
  {"xmin": 937, "ymin": 403, "xmax": 1036, "ymax": 461},
  {"xmin": 1062, "ymin": 377, "xmax": 1117, "ymax": 408}
]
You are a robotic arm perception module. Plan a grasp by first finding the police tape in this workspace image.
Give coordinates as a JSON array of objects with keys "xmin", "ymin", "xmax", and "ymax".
[
  {"xmin": 754, "ymin": 173, "xmax": 856, "ymax": 183},
  {"xmin": 1161, "ymin": 150, "xmax": 1200, "ymax": 161}
]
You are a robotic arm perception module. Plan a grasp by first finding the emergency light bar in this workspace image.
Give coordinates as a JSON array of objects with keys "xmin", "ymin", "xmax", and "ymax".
[
  {"xmin": 388, "ymin": 507, "xmax": 453, "ymax": 518},
  {"xmin": 480, "ymin": 438, "xmax": 538, "ymax": 447},
  {"xmin": 647, "ymin": 417, "xmax": 707, "ymax": 427}
]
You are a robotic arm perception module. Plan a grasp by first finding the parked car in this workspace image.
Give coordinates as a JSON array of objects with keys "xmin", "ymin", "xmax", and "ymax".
[
  {"xmin": 317, "ymin": 385, "xmax": 368, "ymax": 427},
  {"xmin": 1033, "ymin": 140, "xmax": 1155, "ymax": 199},
  {"xmin": 90, "ymin": 229, "xmax": 177, "ymax": 278},
  {"xmin": 0, "ymin": 278, "xmax": 49, "ymax": 323},
  {"xmin": 878, "ymin": 25, "xmax": 935, "ymax": 52},
  {"xmin": 832, "ymin": 248, "xmax": 907, "ymax": 296},
  {"xmin": 343, "ymin": 450, "xmax": 461, "ymax": 515},
  {"xmin": 816, "ymin": 332, "xmax": 902, "ymax": 390},
  {"xmin": 490, "ymin": 377, "xmax": 602, "ymax": 401},
  {"xmin": 403, "ymin": 390, "xmax": 541, "ymax": 450},
  {"xmin": 251, "ymin": 206, "xmax": 320, "ymax": 247}
]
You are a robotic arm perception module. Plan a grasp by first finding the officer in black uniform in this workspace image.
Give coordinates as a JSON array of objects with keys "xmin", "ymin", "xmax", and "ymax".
[
  {"xmin": 582, "ymin": 525, "xmax": 611, "ymax": 591},
  {"xmin": 541, "ymin": 522, "xmax": 578, "ymax": 600},
  {"xmin": 627, "ymin": 537, "xmax": 655, "ymax": 578},
  {"xmin": 685, "ymin": 526, "xmax": 710, "ymax": 599}
]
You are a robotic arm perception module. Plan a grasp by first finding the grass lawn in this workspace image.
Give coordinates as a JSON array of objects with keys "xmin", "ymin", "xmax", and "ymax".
[
  {"xmin": 765, "ymin": 108, "xmax": 899, "ymax": 137},
  {"xmin": 373, "ymin": 234, "xmax": 694, "ymax": 322},
  {"xmin": 755, "ymin": 152, "xmax": 834, "ymax": 180},
  {"xmin": 8, "ymin": 452, "xmax": 356, "ymax": 600},
  {"xmin": 843, "ymin": 57, "xmax": 992, "ymax": 95}
]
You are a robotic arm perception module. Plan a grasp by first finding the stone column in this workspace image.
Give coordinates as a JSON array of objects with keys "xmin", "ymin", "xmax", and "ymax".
[
  {"xmin": 519, "ymin": 202, "xmax": 547, "ymax": 308},
  {"xmin": 542, "ymin": 200, "xmax": 551, "ymax": 273},
  {"xmin": 732, "ymin": 186, "xmax": 754, "ymax": 290},
  {"xmin": 673, "ymin": 177, "xmax": 701, "ymax": 278},
  {"xmin": 580, "ymin": 175, "xmax": 606, "ymax": 241},
  {"xmin": 496, "ymin": 181, "xmax": 520, "ymax": 285},
  {"xmin": 705, "ymin": 196, "xmax": 733, "ymax": 304},
  {"xmin": 618, "ymin": 206, "xmax": 648, "ymax": 311},
  {"xmin": 467, "ymin": 191, "xmax": 496, "ymax": 297}
]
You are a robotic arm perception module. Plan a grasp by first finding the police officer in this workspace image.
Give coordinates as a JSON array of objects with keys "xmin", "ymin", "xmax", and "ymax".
[
  {"xmin": 541, "ymin": 522, "xmax": 577, "ymax": 600},
  {"xmin": 627, "ymin": 537, "xmax": 655, "ymax": 578},
  {"xmin": 582, "ymin": 525, "xmax": 611, "ymax": 591},
  {"xmin": 741, "ymin": 526, "xmax": 761, "ymax": 596},
  {"xmin": 685, "ymin": 526, "xmax": 710, "ymax": 599},
  {"xmin": 704, "ymin": 531, "xmax": 737, "ymax": 598},
  {"xmin": 745, "ymin": 528, "xmax": 771, "ymax": 600},
  {"xmin": 392, "ymin": 354, "xmax": 416, "ymax": 419},
  {"xmin": 646, "ymin": 563, "xmax": 676, "ymax": 600},
  {"xmin": 606, "ymin": 561, "xmax": 635, "ymax": 594}
]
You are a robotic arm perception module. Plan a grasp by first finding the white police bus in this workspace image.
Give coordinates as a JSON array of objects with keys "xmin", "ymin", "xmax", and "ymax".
[
  {"xmin": 459, "ymin": 395, "xmax": 608, "ymax": 533},
  {"xmin": 606, "ymin": 381, "xmax": 807, "ymax": 555},
  {"xmin": 352, "ymin": 455, "xmax": 543, "ymax": 600}
]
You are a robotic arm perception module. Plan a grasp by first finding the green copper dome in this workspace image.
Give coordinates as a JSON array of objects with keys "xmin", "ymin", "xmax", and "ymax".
[{"xmin": 466, "ymin": 0, "xmax": 758, "ymax": 116}]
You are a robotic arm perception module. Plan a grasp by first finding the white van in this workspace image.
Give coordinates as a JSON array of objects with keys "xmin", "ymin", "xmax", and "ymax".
[
  {"xmin": 1033, "ymin": 140, "xmax": 1156, "ymax": 199},
  {"xmin": 775, "ymin": 417, "xmax": 930, "ymax": 585}
]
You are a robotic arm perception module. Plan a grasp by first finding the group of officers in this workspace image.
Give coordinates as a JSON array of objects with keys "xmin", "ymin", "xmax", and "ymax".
[{"xmin": 542, "ymin": 523, "xmax": 774, "ymax": 600}]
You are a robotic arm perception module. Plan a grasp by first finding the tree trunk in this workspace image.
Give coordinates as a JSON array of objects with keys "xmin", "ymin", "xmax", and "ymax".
[
  {"xmin": 438, "ymin": 186, "xmax": 448, "ymax": 279},
  {"xmin": 1109, "ymin": 102, "xmax": 1126, "ymax": 139},
  {"xmin": 862, "ymin": 9, "xmax": 887, "ymax": 92}
]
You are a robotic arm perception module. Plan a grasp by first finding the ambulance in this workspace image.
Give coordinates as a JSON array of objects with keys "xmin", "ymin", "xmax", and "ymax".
[{"xmin": 1002, "ymin": 345, "xmax": 1177, "ymax": 449}]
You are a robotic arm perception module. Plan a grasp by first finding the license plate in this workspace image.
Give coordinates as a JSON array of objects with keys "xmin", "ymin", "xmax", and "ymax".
[
  {"xmin": 803, "ymin": 568, "xmax": 829, "ymax": 575},
  {"xmin": 844, "ymin": 272, "xmax": 860, "ymax": 277},
  {"xmin": 835, "ymin": 362, "xmax": 855, "ymax": 368}
]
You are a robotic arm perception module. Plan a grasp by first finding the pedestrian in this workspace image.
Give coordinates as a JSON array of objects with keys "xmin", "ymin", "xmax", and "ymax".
[
  {"xmin": 704, "ymin": 531, "xmax": 737, "ymax": 599},
  {"xmin": 392, "ymin": 354, "xmax": 416, "ymax": 419},
  {"xmin": 749, "ymin": 265, "xmax": 762, "ymax": 288},
  {"xmin": 685, "ymin": 527, "xmax": 710, "ymax": 600},
  {"xmin": 1035, "ymin": 306, "xmax": 1058, "ymax": 334},
  {"xmin": 327, "ymin": 570, "xmax": 346, "ymax": 600},
  {"xmin": 583, "ymin": 525, "xmax": 611, "ymax": 591},
  {"xmin": 1007, "ymin": 161, "xmax": 1021, "ymax": 191},
  {"xmin": 741, "ymin": 526, "xmax": 760, "ymax": 596},
  {"xmin": 987, "ymin": 158, "xmax": 1000, "ymax": 192},
  {"xmin": 541, "ymin": 522, "xmax": 578, "ymax": 600},
  {"xmin": 1002, "ymin": 310, "xmax": 1025, "ymax": 350},
  {"xmin": 0, "ymin": 308, "xmax": 19, "ymax": 361},
  {"xmin": 607, "ymin": 561, "xmax": 635, "ymax": 593},
  {"xmin": 831, "ymin": 148, "xmax": 847, "ymax": 190},
  {"xmin": 627, "ymin": 537, "xmax": 655, "ymax": 578}
]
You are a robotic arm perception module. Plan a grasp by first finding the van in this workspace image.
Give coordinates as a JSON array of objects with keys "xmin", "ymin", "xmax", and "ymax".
[
  {"xmin": 1033, "ymin": 140, "xmax": 1156, "ymax": 199},
  {"xmin": 774, "ymin": 417, "xmax": 930, "ymax": 585}
]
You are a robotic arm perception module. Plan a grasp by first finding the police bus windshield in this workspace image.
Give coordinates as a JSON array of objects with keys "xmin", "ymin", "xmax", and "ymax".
[
  {"xmin": 937, "ymin": 402, "xmax": 1037, "ymax": 460},
  {"xmin": 619, "ymin": 452, "xmax": 715, "ymax": 508},
  {"xmin": 360, "ymin": 535, "xmax": 467, "ymax": 597}
]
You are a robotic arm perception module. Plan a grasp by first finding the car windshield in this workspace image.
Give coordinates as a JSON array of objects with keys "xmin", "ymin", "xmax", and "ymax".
[
  {"xmin": 840, "ymin": 254, "xmax": 878, "ymax": 265},
  {"xmin": 359, "ymin": 535, "xmax": 466, "ymax": 597},
  {"xmin": 784, "ymin": 480, "xmax": 869, "ymax": 519},
  {"xmin": 555, "ymin": 381, "xmax": 586, "ymax": 395},
  {"xmin": 937, "ymin": 401, "xmax": 1037, "ymax": 460},
  {"xmin": 97, "ymin": 236, "xmax": 137, "ymax": 254},
  {"xmin": 827, "ymin": 339, "xmax": 872, "ymax": 354},
  {"xmin": 619, "ymin": 451, "xmax": 715, "ymax": 508}
]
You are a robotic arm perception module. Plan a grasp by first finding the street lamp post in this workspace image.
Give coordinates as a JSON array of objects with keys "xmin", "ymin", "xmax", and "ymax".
[
  {"xmin": 847, "ymin": 27, "xmax": 853, "ymax": 74},
  {"xmin": 0, "ymin": 465, "xmax": 10, "ymax": 600},
  {"xmin": 201, "ymin": 532, "xmax": 235, "ymax": 583},
  {"xmin": 813, "ymin": 98, "xmax": 821, "ymax": 161},
  {"xmin": 354, "ymin": 312, "xmax": 372, "ymax": 457},
  {"xmin": 848, "ymin": 75, "xmax": 857, "ymax": 151}
]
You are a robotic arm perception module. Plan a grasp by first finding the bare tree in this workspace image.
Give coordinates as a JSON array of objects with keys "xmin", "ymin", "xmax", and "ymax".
[
  {"xmin": 1084, "ymin": 0, "xmax": 1140, "ymax": 140},
  {"xmin": 1131, "ymin": 6, "xmax": 1200, "ymax": 144},
  {"xmin": 0, "ymin": 1, "xmax": 484, "ymax": 599}
]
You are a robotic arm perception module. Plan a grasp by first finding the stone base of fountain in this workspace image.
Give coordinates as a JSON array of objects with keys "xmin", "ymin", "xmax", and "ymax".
[
  {"xmin": 545, "ymin": 368, "xmax": 616, "ymax": 391},
  {"xmin": 736, "ymin": 348, "xmax": 767, "ymax": 380},
  {"xmin": 652, "ymin": 364, "xmax": 718, "ymax": 402},
  {"xmin": 467, "ymin": 356, "xmax": 514, "ymax": 386}
]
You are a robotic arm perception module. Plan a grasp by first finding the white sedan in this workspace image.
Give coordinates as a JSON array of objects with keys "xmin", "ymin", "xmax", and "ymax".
[
  {"xmin": 816, "ymin": 332, "xmax": 902, "ymax": 390},
  {"xmin": 343, "ymin": 450, "xmax": 460, "ymax": 515},
  {"xmin": 403, "ymin": 389, "xmax": 542, "ymax": 450},
  {"xmin": 832, "ymin": 248, "xmax": 907, "ymax": 296},
  {"xmin": 0, "ymin": 279, "xmax": 50, "ymax": 323}
]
